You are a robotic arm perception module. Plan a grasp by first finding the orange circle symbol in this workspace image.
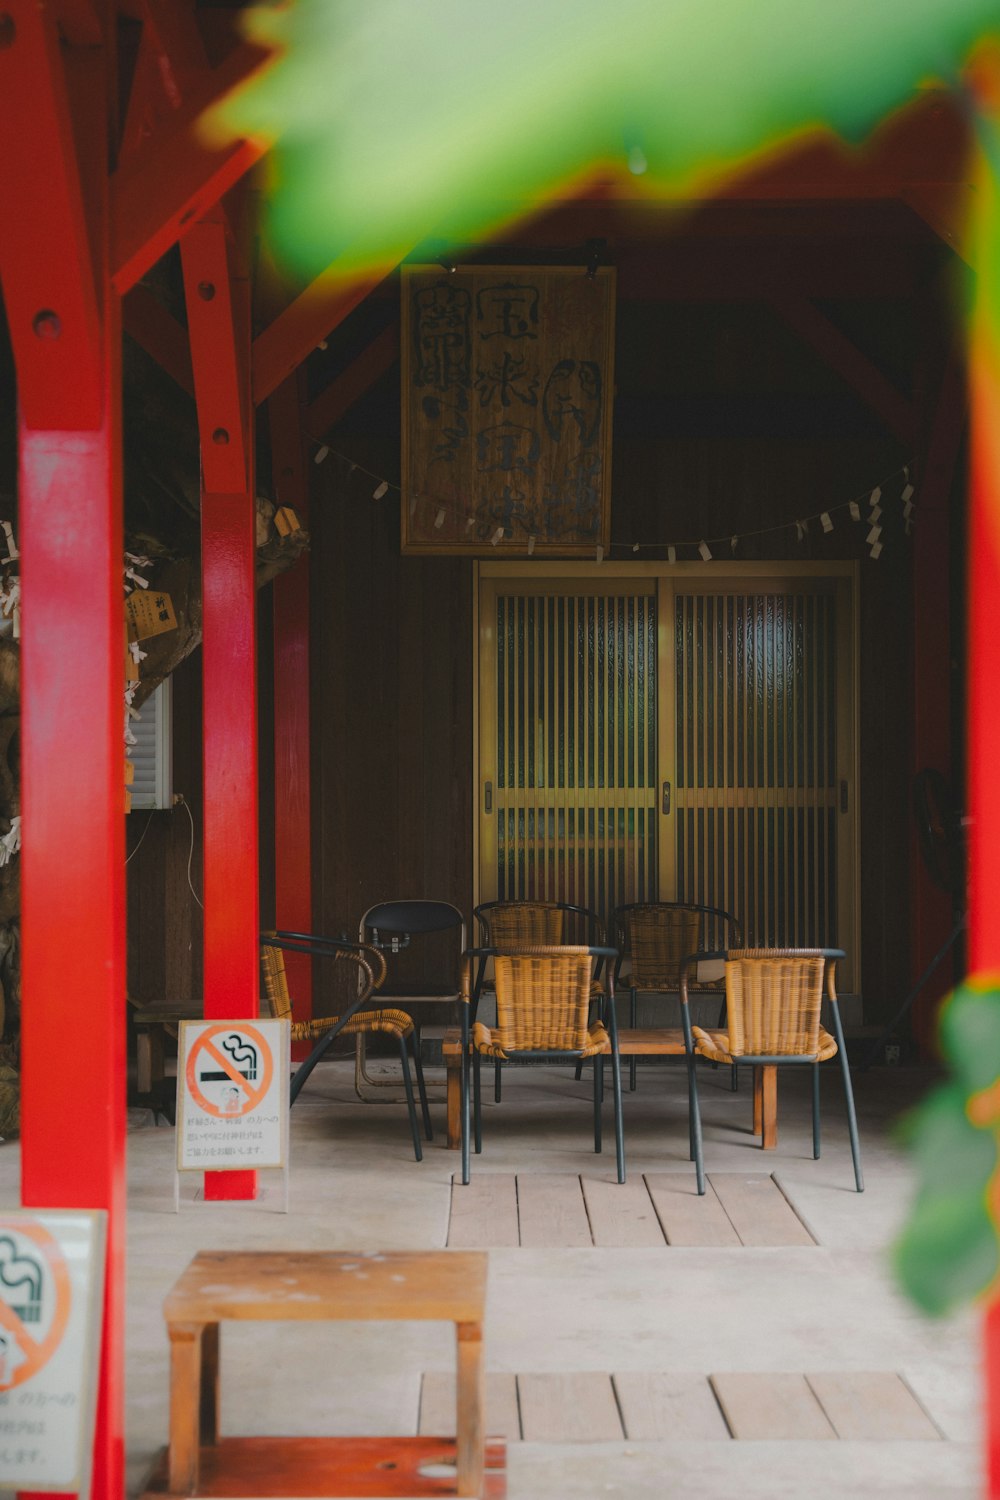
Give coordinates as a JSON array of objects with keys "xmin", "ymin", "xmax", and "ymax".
[
  {"xmin": 0, "ymin": 1219, "xmax": 72, "ymax": 1390},
  {"xmin": 185, "ymin": 1023, "xmax": 274, "ymax": 1118}
]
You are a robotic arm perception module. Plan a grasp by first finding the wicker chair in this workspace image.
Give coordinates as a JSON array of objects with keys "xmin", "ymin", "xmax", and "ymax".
[
  {"xmin": 458, "ymin": 944, "xmax": 624, "ymax": 1186},
  {"xmin": 614, "ymin": 902, "xmax": 743, "ymax": 1090},
  {"xmin": 680, "ymin": 947, "xmax": 863, "ymax": 1194},
  {"xmin": 260, "ymin": 933, "xmax": 432, "ymax": 1161},
  {"xmin": 473, "ymin": 901, "xmax": 606, "ymax": 1101}
]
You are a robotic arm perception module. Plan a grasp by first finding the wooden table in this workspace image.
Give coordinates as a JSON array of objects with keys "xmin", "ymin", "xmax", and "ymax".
[
  {"xmin": 442, "ymin": 1028, "xmax": 779, "ymax": 1149},
  {"xmin": 142, "ymin": 1249, "xmax": 504, "ymax": 1499},
  {"xmin": 130, "ymin": 998, "xmax": 202, "ymax": 1095}
]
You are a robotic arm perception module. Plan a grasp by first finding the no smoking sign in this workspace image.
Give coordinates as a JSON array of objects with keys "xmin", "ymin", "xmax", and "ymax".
[{"xmin": 177, "ymin": 1019, "xmax": 289, "ymax": 1172}]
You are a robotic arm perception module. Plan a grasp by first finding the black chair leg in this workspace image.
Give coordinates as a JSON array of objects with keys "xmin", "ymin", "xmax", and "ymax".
[
  {"xmin": 812, "ymin": 1063, "xmax": 821, "ymax": 1159},
  {"xmin": 839, "ymin": 1049, "xmax": 864, "ymax": 1192},
  {"xmin": 473, "ymin": 1051, "xmax": 483, "ymax": 1154},
  {"xmin": 610, "ymin": 1045, "xmax": 625, "ymax": 1183},
  {"xmin": 593, "ymin": 1054, "xmax": 603, "ymax": 1153},
  {"xmin": 411, "ymin": 1033, "xmax": 433, "ymax": 1141},
  {"xmin": 397, "ymin": 1036, "xmax": 423, "ymax": 1163},
  {"xmin": 731, "ymin": 1061, "xmax": 739, "ymax": 1092},
  {"xmin": 629, "ymin": 988, "xmax": 637, "ymax": 1091},
  {"xmin": 461, "ymin": 1038, "xmax": 471, "ymax": 1184},
  {"xmin": 494, "ymin": 1060, "xmax": 502, "ymax": 1103},
  {"xmin": 686, "ymin": 1050, "xmax": 705, "ymax": 1194}
]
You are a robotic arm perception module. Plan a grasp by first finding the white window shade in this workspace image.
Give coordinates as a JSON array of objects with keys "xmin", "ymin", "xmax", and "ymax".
[{"xmin": 129, "ymin": 679, "xmax": 173, "ymax": 811}]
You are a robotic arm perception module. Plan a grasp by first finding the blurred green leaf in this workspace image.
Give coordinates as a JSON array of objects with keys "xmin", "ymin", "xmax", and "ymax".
[
  {"xmin": 939, "ymin": 978, "xmax": 1000, "ymax": 1095},
  {"xmin": 894, "ymin": 1083, "xmax": 999, "ymax": 1315},
  {"xmin": 212, "ymin": 0, "xmax": 999, "ymax": 278}
]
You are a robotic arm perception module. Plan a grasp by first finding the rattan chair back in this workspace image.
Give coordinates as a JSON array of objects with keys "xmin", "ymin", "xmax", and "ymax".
[
  {"xmin": 491, "ymin": 946, "xmax": 596, "ymax": 1052},
  {"xmin": 260, "ymin": 942, "xmax": 293, "ymax": 1021},
  {"xmin": 617, "ymin": 904, "xmax": 703, "ymax": 989},
  {"xmin": 723, "ymin": 949, "xmax": 828, "ymax": 1056},
  {"xmin": 475, "ymin": 900, "xmax": 603, "ymax": 948}
]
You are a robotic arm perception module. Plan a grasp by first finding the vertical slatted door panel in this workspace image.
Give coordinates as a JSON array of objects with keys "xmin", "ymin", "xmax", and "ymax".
[
  {"xmin": 487, "ymin": 587, "xmax": 657, "ymax": 930},
  {"xmin": 672, "ymin": 588, "xmax": 842, "ymax": 956}
]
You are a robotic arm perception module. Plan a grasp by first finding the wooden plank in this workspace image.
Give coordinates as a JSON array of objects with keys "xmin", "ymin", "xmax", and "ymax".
[
  {"xmin": 165, "ymin": 1250, "xmax": 487, "ymax": 1324},
  {"xmin": 448, "ymin": 1175, "xmax": 520, "ymax": 1248},
  {"xmin": 709, "ymin": 1174, "xmax": 815, "ymax": 1247},
  {"xmin": 516, "ymin": 1175, "xmax": 592, "ymax": 1248},
  {"xmin": 644, "ymin": 1174, "xmax": 741, "ymax": 1248},
  {"xmin": 710, "ymin": 1373, "xmax": 836, "ymax": 1441},
  {"xmin": 581, "ymin": 1177, "xmax": 666, "ymax": 1248},
  {"xmin": 518, "ymin": 1374, "xmax": 624, "ymax": 1443},
  {"xmin": 806, "ymin": 1372, "xmax": 941, "ymax": 1441},
  {"xmin": 420, "ymin": 1373, "xmax": 521, "ymax": 1441},
  {"xmin": 613, "ymin": 1373, "xmax": 730, "ymax": 1441}
]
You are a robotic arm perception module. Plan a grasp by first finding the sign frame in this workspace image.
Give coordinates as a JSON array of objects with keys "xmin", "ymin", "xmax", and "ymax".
[
  {"xmin": 175, "ymin": 1019, "xmax": 290, "ymax": 1190},
  {"xmin": 0, "ymin": 1208, "xmax": 106, "ymax": 1499}
]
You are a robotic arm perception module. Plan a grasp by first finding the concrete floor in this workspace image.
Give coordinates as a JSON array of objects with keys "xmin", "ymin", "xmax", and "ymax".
[{"xmin": 0, "ymin": 1058, "xmax": 981, "ymax": 1499}]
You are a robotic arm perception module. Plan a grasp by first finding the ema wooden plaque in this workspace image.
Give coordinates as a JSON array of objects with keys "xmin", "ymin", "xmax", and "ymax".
[{"xmin": 401, "ymin": 265, "xmax": 615, "ymax": 555}]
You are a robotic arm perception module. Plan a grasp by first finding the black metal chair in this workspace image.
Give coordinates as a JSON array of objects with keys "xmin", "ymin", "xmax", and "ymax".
[
  {"xmin": 680, "ymin": 947, "xmax": 863, "ymax": 1195},
  {"xmin": 473, "ymin": 900, "xmax": 606, "ymax": 1100},
  {"xmin": 613, "ymin": 902, "xmax": 743, "ymax": 1090},
  {"xmin": 458, "ymin": 944, "xmax": 625, "ymax": 1186},
  {"xmin": 355, "ymin": 900, "xmax": 467, "ymax": 1097},
  {"xmin": 260, "ymin": 932, "xmax": 432, "ymax": 1159}
]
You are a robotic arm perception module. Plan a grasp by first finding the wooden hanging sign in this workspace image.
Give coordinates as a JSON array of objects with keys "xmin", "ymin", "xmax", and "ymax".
[
  {"xmin": 126, "ymin": 590, "xmax": 176, "ymax": 641},
  {"xmin": 401, "ymin": 265, "xmax": 615, "ymax": 555}
]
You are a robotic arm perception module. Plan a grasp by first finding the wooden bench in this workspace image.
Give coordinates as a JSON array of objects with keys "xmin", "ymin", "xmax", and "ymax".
[
  {"xmin": 141, "ymin": 1249, "xmax": 505, "ymax": 1500},
  {"xmin": 129, "ymin": 999, "xmax": 203, "ymax": 1095},
  {"xmin": 442, "ymin": 1028, "xmax": 779, "ymax": 1149}
]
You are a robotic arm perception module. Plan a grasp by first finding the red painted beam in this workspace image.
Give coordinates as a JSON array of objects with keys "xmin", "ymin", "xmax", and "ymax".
[
  {"xmin": 180, "ymin": 215, "xmax": 249, "ymax": 492},
  {"xmin": 768, "ymin": 289, "xmax": 916, "ymax": 446},
  {"xmin": 123, "ymin": 283, "xmax": 194, "ymax": 394},
  {"xmin": 183, "ymin": 209, "xmax": 258, "ymax": 1201},
  {"xmin": 305, "ymin": 324, "xmax": 399, "ymax": 440},
  {"xmin": 253, "ymin": 270, "xmax": 388, "ymax": 407},
  {"xmin": 970, "ymin": 271, "xmax": 1000, "ymax": 1500},
  {"xmin": 0, "ymin": 1, "xmax": 102, "ymax": 429},
  {"xmin": 910, "ymin": 338, "xmax": 965, "ymax": 1052},
  {"xmin": 111, "ymin": 41, "xmax": 275, "ymax": 295},
  {"xmin": 269, "ymin": 375, "xmax": 312, "ymax": 1048}
]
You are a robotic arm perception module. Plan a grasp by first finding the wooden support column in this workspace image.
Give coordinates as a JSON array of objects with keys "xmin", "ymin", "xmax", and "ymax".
[
  {"xmin": 969, "ymin": 244, "xmax": 1000, "ymax": 1500},
  {"xmin": 268, "ymin": 374, "xmax": 312, "ymax": 1049},
  {"xmin": 181, "ymin": 212, "xmax": 258, "ymax": 1201},
  {"xmin": 910, "ymin": 338, "xmax": 965, "ymax": 1051},
  {"xmin": 0, "ymin": 5, "xmax": 125, "ymax": 1497}
]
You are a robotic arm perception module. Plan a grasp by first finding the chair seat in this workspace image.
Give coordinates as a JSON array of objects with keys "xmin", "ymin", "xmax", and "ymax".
[
  {"xmin": 691, "ymin": 1024, "xmax": 839, "ymax": 1065},
  {"xmin": 472, "ymin": 1018, "xmax": 611, "ymax": 1061},
  {"xmin": 290, "ymin": 1007, "xmax": 415, "ymax": 1045}
]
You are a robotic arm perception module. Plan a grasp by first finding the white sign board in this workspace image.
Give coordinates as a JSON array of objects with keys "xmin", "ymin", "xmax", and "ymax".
[
  {"xmin": 177, "ymin": 1019, "xmax": 289, "ymax": 1172},
  {"xmin": 0, "ymin": 1209, "xmax": 106, "ymax": 1497}
]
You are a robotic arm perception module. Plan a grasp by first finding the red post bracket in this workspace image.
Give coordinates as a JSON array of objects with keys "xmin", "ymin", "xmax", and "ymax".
[{"xmin": 0, "ymin": 1, "xmax": 103, "ymax": 429}]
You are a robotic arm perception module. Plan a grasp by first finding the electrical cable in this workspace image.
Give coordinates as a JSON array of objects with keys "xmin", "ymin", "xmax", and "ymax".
[
  {"xmin": 177, "ymin": 794, "xmax": 204, "ymax": 910},
  {"xmin": 125, "ymin": 809, "xmax": 155, "ymax": 865}
]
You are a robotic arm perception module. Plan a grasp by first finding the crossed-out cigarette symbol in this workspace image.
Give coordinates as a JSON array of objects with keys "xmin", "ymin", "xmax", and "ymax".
[{"xmin": 186, "ymin": 1024, "xmax": 274, "ymax": 1118}]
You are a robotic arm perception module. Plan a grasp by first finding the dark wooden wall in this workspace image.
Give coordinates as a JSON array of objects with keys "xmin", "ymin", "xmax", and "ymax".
[{"xmin": 128, "ymin": 210, "xmax": 964, "ymax": 1028}]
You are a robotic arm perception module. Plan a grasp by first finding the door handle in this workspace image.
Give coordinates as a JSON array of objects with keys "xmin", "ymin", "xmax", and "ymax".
[
  {"xmin": 484, "ymin": 780, "xmax": 493, "ymax": 814},
  {"xmin": 662, "ymin": 780, "xmax": 671, "ymax": 815}
]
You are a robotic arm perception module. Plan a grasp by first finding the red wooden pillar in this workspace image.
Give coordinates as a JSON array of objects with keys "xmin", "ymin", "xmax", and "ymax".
[
  {"xmin": 182, "ymin": 214, "xmax": 258, "ymax": 1201},
  {"xmin": 969, "ymin": 303, "xmax": 1000, "ymax": 1497},
  {"xmin": 0, "ymin": 5, "xmax": 126, "ymax": 1496},
  {"xmin": 910, "ymin": 342, "xmax": 965, "ymax": 1052},
  {"xmin": 268, "ymin": 375, "xmax": 312, "ymax": 1047}
]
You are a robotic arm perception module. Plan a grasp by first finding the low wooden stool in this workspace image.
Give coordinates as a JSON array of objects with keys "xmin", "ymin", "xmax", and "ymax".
[
  {"xmin": 142, "ymin": 1249, "xmax": 504, "ymax": 1500},
  {"xmin": 130, "ymin": 999, "xmax": 203, "ymax": 1095}
]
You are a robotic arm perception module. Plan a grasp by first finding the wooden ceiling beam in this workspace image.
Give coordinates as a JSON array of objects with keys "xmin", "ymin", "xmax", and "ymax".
[
  {"xmin": 305, "ymin": 324, "xmax": 399, "ymax": 439},
  {"xmin": 252, "ymin": 267, "xmax": 399, "ymax": 407},
  {"xmin": 767, "ymin": 289, "xmax": 916, "ymax": 446},
  {"xmin": 111, "ymin": 39, "xmax": 274, "ymax": 294},
  {"xmin": 123, "ymin": 283, "xmax": 193, "ymax": 394}
]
